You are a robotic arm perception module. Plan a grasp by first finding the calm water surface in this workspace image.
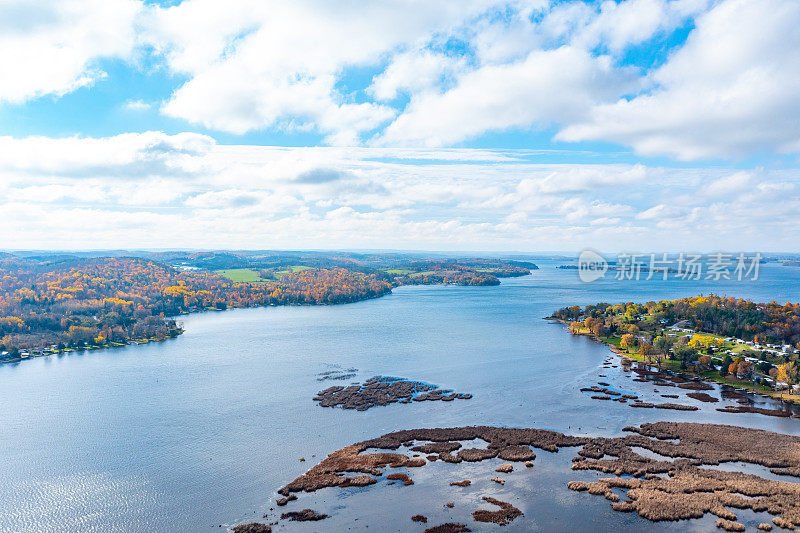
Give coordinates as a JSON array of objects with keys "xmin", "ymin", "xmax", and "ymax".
[{"xmin": 2, "ymin": 261, "xmax": 800, "ymax": 532}]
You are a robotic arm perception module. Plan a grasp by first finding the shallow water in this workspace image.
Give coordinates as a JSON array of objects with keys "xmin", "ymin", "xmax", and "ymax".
[{"xmin": 2, "ymin": 260, "xmax": 800, "ymax": 532}]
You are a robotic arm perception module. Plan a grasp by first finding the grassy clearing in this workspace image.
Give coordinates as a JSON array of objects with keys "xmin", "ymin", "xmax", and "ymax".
[
  {"xmin": 729, "ymin": 343, "xmax": 751, "ymax": 353},
  {"xmin": 215, "ymin": 268, "xmax": 265, "ymax": 283},
  {"xmin": 604, "ymin": 335, "xmax": 622, "ymax": 348},
  {"xmin": 274, "ymin": 265, "xmax": 312, "ymax": 277}
]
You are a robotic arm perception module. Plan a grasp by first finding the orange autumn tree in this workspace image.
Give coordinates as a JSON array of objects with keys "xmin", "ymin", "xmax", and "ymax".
[{"xmin": 0, "ymin": 256, "xmax": 393, "ymax": 353}]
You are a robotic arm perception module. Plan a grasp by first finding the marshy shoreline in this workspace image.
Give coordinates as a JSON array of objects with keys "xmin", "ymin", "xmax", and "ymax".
[{"xmin": 243, "ymin": 421, "xmax": 800, "ymax": 532}]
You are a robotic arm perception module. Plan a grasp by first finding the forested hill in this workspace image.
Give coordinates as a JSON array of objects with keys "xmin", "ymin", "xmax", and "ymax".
[{"xmin": 0, "ymin": 251, "xmax": 536, "ymax": 355}]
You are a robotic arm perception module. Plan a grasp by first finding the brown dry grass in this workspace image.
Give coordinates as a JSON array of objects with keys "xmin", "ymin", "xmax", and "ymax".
[
  {"xmin": 387, "ymin": 473, "xmax": 414, "ymax": 485},
  {"xmin": 280, "ymin": 509, "xmax": 328, "ymax": 521},
  {"xmin": 314, "ymin": 377, "xmax": 471, "ymax": 411},
  {"xmin": 716, "ymin": 518, "xmax": 745, "ymax": 531},
  {"xmin": 232, "ymin": 524, "xmax": 271, "ymax": 533},
  {"xmin": 717, "ymin": 405, "xmax": 792, "ymax": 417},
  {"xmin": 278, "ymin": 422, "xmax": 800, "ymax": 529},
  {"xmin": 424, "ymin": 523, "xmax": 470, "ymax": 533},
  {"xmin": 654, "ymin": 402, "xmax": 699, "ymax": 411},
  {"xmin": 472, "ymin": 496, "xmax": 523, "ymax": 525},
  {"xmin": 687, "ymin": 392, "xmax": 719, "ymax": 403},
  {"xmin": 569, "ymin": 423, "xmax": 800, "ymax": 527}
]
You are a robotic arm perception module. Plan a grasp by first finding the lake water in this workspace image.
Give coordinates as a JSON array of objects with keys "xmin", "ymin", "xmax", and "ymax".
[{"xmin": 2, "ymin": 260, "xmax": 800, "ymax": 532}]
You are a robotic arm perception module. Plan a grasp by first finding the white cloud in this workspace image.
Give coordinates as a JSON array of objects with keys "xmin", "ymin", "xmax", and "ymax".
[
  {"xmin": 1, "ymin": 132, "xmax": 799, "ymax": 251},
  {"xmin": 536, "ymin": 164, "xmax": 648, "ymax": 194},
  {"xmin": 148, "ymin": 0, "xmax": 499, "ymax": 143},
  {"xmin": 123, "ymin": 99, "xmax": 152, "ymax": 111},
  {"xmin": 4, "ymin": 0, "xmax": 800, "ymax": 163},
  {"xmin": 5, "ymin": 183, "xmax": 107, "ymax": 204},
  {"xmin": 0, "ymin": 131, "xmax": 215, "ymax": 178},
  {"xmin": 571, "ymin": 0, "xmax": 708, "ymax": 53},
  {"xmin": 558, "ymin": 0, "xmax": 800, "ymax": 160},
  {"xmin": 636, "ymin": 203, "xmax": 688, "ymax": 220},
  {"xmin": 377, "ymin": 46, "xmax": 639, "ymax": 147},
  {"xmin": 369, "ymin": 50, "xmax": 467, "ymax": 101},
  {"xmin": 703, "ymin": 171, "xmax": 752, "ymax": 196},
  {"xmin": 0, "ymin": 0, "xmax": 141, "ymax": 103}
]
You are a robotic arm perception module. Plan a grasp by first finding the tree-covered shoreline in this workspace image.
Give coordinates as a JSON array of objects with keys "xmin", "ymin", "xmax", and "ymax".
[
  {"xmin": 550, "ymin": 296, "xmax": 800, "ymax": 402},
  {"xmin": 0, "ymin": 251, "xmax": 535, "ymax": 359}
]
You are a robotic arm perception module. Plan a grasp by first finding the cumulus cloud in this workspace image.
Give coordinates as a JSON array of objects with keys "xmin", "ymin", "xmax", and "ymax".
[
  {"xmin": 136, "ymin": 0, "xmax": 726, "ymax": 151},
  {"xmin": 5, "ymin": 0, "xmax": 799, "ymax": 161},
  {"xmin": 558, "ymin": 0, "xmax": 800, "ymax": 160},
  {"xmin": 536, "ymin": 164, "xmax": 648, "ymax": 194},
  {"xmin": 185, "ymin": 189, "xmax": 264, "ymax": 209},
  {"xmin": 0, "ymin": 0, "xmax": 141, "ymax": 103},
  {"xmin": 377, "ymin": 46, "xmax": 639, "ymax": 147},
  {"xmin": 0, "ymin": 131, "xmax": 215, "ymax": 178},
  {"xmin": 369, "ymin": 50, "xmax": 467, "ymax": 101},
  {"xmin": 703, "ymin": 171, "xmax": 753, "ymax": 196},
  {"xmin": 570, "ymin": 0, "xmax": 708, "ymax": 53},
  {"xmin": 147, "ymin": 0, "xmax": 498, "ymax": 143}
]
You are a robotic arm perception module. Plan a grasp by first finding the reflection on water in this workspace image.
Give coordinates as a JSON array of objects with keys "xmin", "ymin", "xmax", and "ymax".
[{"xmin": 1, "ymin": 260, "xmax": 800, "ymax": 532}]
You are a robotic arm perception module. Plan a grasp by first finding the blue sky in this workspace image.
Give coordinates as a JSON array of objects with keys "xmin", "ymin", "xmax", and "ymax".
[{"xmin": 1, "ymin": 0, "xmax": 799, "ymax": 251}]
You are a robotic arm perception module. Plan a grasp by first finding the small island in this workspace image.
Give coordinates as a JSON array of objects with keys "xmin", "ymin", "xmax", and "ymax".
[{"xmin": 314, "ymin": 376, "xmax": 472, "ymax": 411}]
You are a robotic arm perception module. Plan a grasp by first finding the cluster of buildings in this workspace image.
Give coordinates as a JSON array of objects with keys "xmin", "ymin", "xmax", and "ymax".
[{"xmin": 666, "ymin": 324, "xmax": 800, "ymax": 392}]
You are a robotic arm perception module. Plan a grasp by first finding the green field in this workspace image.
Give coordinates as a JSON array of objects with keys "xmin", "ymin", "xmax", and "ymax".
[
  {"xmin": 729, "ymin": 343, "xmax": 751, "ymax": 353},
  {"xmin": 215, "ymin": 268, "xmax": 265, "ymax": 282},
  {"xmin": 274, "ymin": 265, "xmax": 312, "ymax": 277},
  {"xmin": 383, "ymin": 268, "xmax": 413, "ymax": 274}
]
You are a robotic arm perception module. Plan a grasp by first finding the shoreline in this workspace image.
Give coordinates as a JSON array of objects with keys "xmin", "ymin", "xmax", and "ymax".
[
  {"xmin": 2, "ymin": 277, "xmax": 531, "ymax": 366},
  {"xmin": 546, "ymin": 317, "xmax": 800, "ymax": 406},
  {"xmin": 0, "ymin": 330, "xmax": 183, "ymax": 365}
]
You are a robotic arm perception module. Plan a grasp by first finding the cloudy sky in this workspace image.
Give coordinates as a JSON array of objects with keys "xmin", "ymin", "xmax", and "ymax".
[{"xmin": 1, "ymin": 0, "xmax": 798, "ymax": 251}]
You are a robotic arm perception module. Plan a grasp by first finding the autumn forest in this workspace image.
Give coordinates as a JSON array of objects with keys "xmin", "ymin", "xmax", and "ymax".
[{"xmin": 0, "ymin": 251, "xmax": 535, "ymax": 358}]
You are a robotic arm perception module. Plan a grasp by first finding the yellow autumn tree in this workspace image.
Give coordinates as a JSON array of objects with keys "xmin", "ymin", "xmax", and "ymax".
[{"xmin": 620, "ymin": 334, "xmax": 636, "ymax": 350}]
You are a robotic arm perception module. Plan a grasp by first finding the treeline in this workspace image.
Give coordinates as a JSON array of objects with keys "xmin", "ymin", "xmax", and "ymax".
[
  {"xmin": 551, "ymin": 295, "xmax": 800, "ymax": 348},
  {"xmin": 159, "ymin": 250, "xmax": 535, "ymax": 277},
  {"xmin": 0, "ymin": 251, "xmax": 534, "ymax": 355},
  {"xmin": 0, "ymin": 257, "xmax": 392, "ymax": 354},
  {"xmin": 395, "ymin": 268, "xmax": 500, "ymax": 286}
]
